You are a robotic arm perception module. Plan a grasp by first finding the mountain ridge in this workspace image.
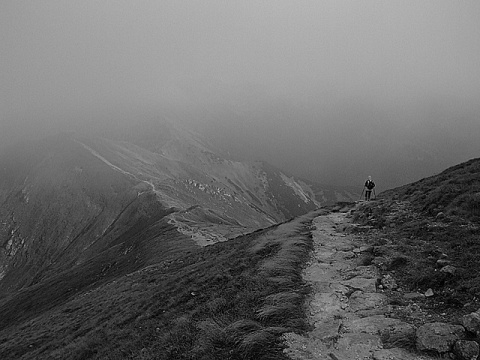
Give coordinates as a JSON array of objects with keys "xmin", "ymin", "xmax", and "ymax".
[{"xmin": 0, "ymin": 122, "xmax": 358, "ymax": 300}]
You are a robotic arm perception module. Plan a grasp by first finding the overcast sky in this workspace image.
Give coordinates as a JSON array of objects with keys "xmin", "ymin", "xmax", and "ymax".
[{"xmin": 2, "ymin": 1, "xmax": 480, "ymax": 189}]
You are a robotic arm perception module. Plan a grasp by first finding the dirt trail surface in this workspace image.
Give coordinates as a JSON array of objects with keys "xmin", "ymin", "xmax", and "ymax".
[{"xmin": 283, "ymin": 210, "xmax": 435, "ymax": 360}]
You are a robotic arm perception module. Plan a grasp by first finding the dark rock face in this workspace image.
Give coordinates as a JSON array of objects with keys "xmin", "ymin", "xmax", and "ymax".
[{"xmin": 416, "ymin": 322, "xmax": 466, "ymax": 353}]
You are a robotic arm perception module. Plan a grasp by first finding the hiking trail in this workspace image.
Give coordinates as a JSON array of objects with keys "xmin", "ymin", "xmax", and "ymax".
[{"xmin": 283, "ymin": 208, "xmax": 435, "ymax": 360}]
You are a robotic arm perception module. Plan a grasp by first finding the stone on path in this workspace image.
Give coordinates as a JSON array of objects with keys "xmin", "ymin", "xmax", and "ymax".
[
  {"xmin": 348, "ymin": 265, "xmax": 380, "ymax": 279},
  {"xmin": 424, "ymin": 288, "xmax": 434, "ymax": 297},
  {"xmin": 343, "ymin": 315, "xmax": 415, "ymax": 345},
  {"xmin": 373, "ymin": 348, "xmax": 434, "ymax": 360},
  {"xmin": 453, "ymin": 340, "xmax": 479, "ymax": 360},
  {"xmin": 440, "ymin": 265, "xmax": 457, "ymax": 275},
  {"xmin": 340, "ymin": 276, "xmax": 377, "ymax": 292},
  {"xmin": 348, "ymin": 291, "xmax": 387, "ymax": 313},
  {"xmin": 416, "ymin": 322, "xmax": 466, "ymax": 353},
  {"xmin": 335, "ymin": 243, "xmax": 354, "ymax": 252},
  {"xmin": 310, "ymin": 292, "xmax": 345, "ymax": 319},
  {"xmin": 403, "ymin": 292, "xmax": 425, "ymax": 300},
  {"xmin": 334, "ymin": 332, "xmax": 383, "ymax": 360},
  {"xmin": 310, "ymin": 318, "xmax": 341, "ymax": 342},
  {"xmin": 331, "ymin": 250, "xmax": 356, "ymax": 261},
  {"xmin": 462, "ymin": 311, "xmax": 480, "ymax": 336}
]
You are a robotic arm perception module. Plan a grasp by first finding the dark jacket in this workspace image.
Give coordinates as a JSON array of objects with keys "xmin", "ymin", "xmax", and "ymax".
[{"xmin": 365, "ymin": 180, "xmax": 375, "ymax": 190}]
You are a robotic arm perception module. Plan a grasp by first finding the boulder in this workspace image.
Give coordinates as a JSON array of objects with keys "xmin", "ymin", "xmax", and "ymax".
[
  {"xmin": 416, "ymin": 322, "xmax": 466, "ymax": 353},
  {"xmin": 462, "ymin": 312, "xmax": 480, "ymax": 336},
  {"xmin": 453, "ymin": 340, "xmax": 479, "ymax": 360}
]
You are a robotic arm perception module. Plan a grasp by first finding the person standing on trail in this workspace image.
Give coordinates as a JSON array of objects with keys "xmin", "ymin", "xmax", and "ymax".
[{"xmin": 364, "ymin": 176, "xmax": 375, "ymax": 201}]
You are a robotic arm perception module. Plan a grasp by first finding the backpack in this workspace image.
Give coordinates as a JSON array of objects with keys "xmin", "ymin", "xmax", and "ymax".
[{"xmin": 365, "ymin": 180, "xmax": 375, "ymax": 190}]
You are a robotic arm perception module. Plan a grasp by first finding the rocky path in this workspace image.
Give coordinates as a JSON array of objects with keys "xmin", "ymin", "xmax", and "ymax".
[{"xmin": 283, "ymin": 210, "xmax": 435, "ymax": 360}]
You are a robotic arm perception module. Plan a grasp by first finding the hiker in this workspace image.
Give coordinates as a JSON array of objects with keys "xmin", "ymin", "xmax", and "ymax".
[{"xmin": 364, "ymin": 176, "xmax": 375, "ymax": 201}]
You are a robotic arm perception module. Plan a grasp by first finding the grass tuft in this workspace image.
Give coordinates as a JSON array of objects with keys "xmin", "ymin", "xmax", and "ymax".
[{"xmin": 239, "ymin": 330, "xmax": 276, "ymax": 358}]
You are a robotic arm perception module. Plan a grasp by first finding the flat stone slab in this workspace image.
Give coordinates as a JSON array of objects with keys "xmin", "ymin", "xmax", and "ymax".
[
  {"xmin": 310, "ymin": 319, "xmax": 341, "ymax": 342},
  {"xmin": 416, "ymin": 322, "xmax": 466, "ymax": 353},
  {"xmin": 403, "ymin": 292, "xmax": 425, "ymax": 300},
  {"xmin": 347, "ymin": 265, "xmax": 380, "ymax": 279},
  {"xmin": 311, "ymin": 281, "xmax": 335, "ymax": 293},
  {"xmin": 310, "ymin": 292, "xmax": 345, "ymax": 318},
  {"xmin": 341, "ymin": 276, "xmax": 377, "ymax": 292},
  {"xmin": 316, "ymin": 250, "xmax": 337, "ymax": 262},
  {"xmin": 344, "ymin": 315, "xmax": 406, "ymax": 333},
  {"xmin": 331, "ymin": 250, "xmax": 356, "ymax": 261},
  {"xmin": 311, "ymin": 281, "xmax": 349, "ymax": 295},
  {"xmin": 333, "ymin": 333, "xmax": 383, "ymax": 359},
  {"xmin": 354, "ymin": 306, "xmax": 394, "ymax": 319},
  {"xmin": 373, "ymin": 348, "xmax": 437, "ymax": 360},
  {"xmin": 349, "ymin": 291, "xmax": 388, "ymax": 312},
  {"xmin": 305, "ymin": 266, "xmax": 343, "ymax": 283},
  {"xmin": 343, "ymin": 315, "xmax": 416, "ymax": 344},
  {"xmin": 335, "ymin": 243, "xmax": 355, "ymax": 252}
]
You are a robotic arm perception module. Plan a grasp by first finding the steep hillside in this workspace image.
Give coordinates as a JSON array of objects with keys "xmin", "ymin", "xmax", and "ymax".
[
  {"xmin": 0, "ymin": 121, "xmax": 356, "ymax": 302},
  {"xmin": 0, "ymin": 210, "xmax": 319, "ymax": 360},
  {"xmin": 351, "ymin": 157, "xmax": 480, "ymax": 325},
  {"xmin": 73, "ymin": 120, "xmax": 358, "ymax": 244},
  {"xmin": 0, "ymin": 134, "xmax": 195, "ymax": 305},
  {"xmin": 382, "ymin": 157, "xmax": 480, "ymax": 222}
]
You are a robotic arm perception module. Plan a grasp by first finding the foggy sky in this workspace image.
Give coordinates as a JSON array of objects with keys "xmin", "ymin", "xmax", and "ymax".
[{"xmin": 2, "ymin": 1, "xmax": 480, "ymax": 189}]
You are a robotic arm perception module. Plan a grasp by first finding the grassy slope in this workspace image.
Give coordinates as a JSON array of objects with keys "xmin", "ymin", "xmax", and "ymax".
[
  {"xmin": 352, "ymin": 158, "xmax": 480, "ymax": 322},
  {"xmin": 0, "ymin": 211, "xmax": 320, "ymax": 360},
  {"xmin": 0, "ymin": 213, "xmax": 193, "ymax": 333},
  {"xmin": 383, "ymin": 157, "xmax": 480, "ymax": 222}
]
